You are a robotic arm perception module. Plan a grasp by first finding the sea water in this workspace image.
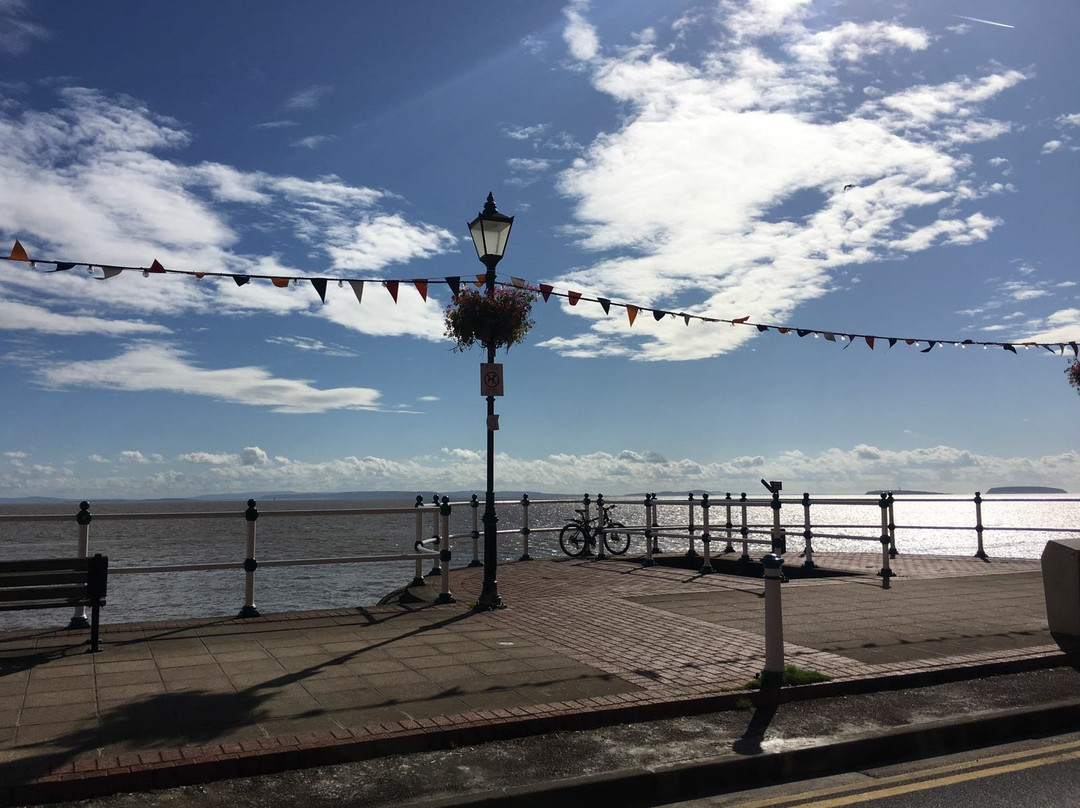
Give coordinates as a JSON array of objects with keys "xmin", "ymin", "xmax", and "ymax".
[{"xmin": 1, "ymin": 494, "xmax": 1076, "ymax": 629}]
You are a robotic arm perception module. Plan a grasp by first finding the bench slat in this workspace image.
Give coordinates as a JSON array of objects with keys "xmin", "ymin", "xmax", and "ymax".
[
  {"xmin": 0, "ymin": 558, "xmax": 90, "ymax": 574},
  {"xmin": 0, "ymin": 598, "xmax": 106, "ymax": 611},
  {"xmin": 0, "ymin": 571, "xmax": 90, "ymax": 587},
  {"xmin": 0, "ymin": 585, "xmax": 94, "ymax": 603}
]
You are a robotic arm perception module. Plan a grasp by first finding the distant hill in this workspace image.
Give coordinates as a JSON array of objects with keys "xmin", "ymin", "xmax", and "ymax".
[
  {"xmin": 985, "ymin": 486, "xmax": 1067, "ymax": 495},
  {"xmin": 865, "ymin": 490, "xmax": 945, "ymax": 495}
]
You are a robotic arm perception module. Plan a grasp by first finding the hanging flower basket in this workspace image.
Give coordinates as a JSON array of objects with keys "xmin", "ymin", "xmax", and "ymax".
[
  {"xmin": 444, "ymin": 286, "xmax": 538, "ymax": 353},
  {"xmin": 1067, "ymin": 359, "xmax": 1080, "ymax": 395}
]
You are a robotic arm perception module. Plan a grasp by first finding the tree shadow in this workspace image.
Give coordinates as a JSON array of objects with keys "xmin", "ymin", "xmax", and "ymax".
[{"xmin": 731, "ymin": 703, "xmax": 778, "ymax": 756}]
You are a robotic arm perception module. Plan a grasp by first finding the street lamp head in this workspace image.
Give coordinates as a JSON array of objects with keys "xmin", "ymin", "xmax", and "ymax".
[{"xmin": 468, "ymin": 192, "xmax": 514, "ymax": 270}]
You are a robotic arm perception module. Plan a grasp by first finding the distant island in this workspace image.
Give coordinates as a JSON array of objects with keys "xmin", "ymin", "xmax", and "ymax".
[{"xmin": 985, "ymin": 486, "xmax": 1067, "ymax": 495}]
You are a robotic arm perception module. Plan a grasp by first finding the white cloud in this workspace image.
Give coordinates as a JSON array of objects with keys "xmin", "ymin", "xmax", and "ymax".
[
  {"xmin": 546, "ymin": 4, "xmax": 1026, "ymax": 360},
  {"xmin": 1042, "ymin": 140, "xmax": 1063, "ymax": 154},
  {"xmin": 283, "ymin": 85, "xmax": 333, "ymax": 111},
  {"xmin": 0, "ymin": 0, "xmax": 48, "ymax": 56},
  {"xmin": 1058, "ymin": 114, "xmax": 1080, "ymax": 127},
  {"xmin": 291, "ymin": 134, "xmax": 336, "ymax": 150},
  {"xmin": 32, "ymin": 342, "xmax": 386, "ymax": 414}
]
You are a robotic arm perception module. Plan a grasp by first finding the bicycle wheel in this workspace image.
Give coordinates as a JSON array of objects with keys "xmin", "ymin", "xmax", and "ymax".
[
  {"xmin": 559, "ymin": 523, "xmax": 588, "ymax": 557},
  {"xmin": 603, "ymin": 522, "xmax": 631, "ymax": 555}
]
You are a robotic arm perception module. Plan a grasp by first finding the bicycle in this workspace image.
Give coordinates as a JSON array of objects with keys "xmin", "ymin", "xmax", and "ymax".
[{"xmin": 559, "ymin": 504, "xmax": 631, "ymax": 557}]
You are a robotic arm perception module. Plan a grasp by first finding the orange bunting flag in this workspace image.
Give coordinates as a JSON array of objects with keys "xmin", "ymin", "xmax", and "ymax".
[
  {"xmin": 777, "ymin": 327, "xmax": 790, "ymax": 334},
  {"xmin": 385, "ymin": 280, "xmax": 399, "ymax": 302},
  {"xmin": 567, "ymin": 290, "xmax": 581, "ymax": 306},
  {"xmin": 311, "ymin": 278, "xmax": 327, "ymax": 302},
  {"xmin": 412, "ymin": 280, "xmax": 428, "ymax": 301},
  {"xmin": 8, "ymin": 240, "xmax": 29, "ymax": 261},
  {"xmin": 272, "ymin": 277, "xmax": 290, "ymax": 288},
  {"xmin": 731, "ymin": 316, "xmax": 750, "ymax": 324},
  {"xmin": 1071, "ymin": 342, "xmax": 1079, "ymax": 357},
  {"xmin": 626, "ymin": 305, "xmax": 638, "ymax": 326},
  {"xmin": 149, "ymin": 259, "xmax": 166, "ymax": 273},
  {"xmin": 865, "ymin": 336, "xmax": 875, "ymax": 350},
  {"xmin": 475, "ymin": 273, "xmax": 486, "ymax": 288},
  {"xmin": 539, "ymin": 284, "xmax": 553, "ymax": 302},
  {"xmin": 193, "ymin": 272, "xmax": 205, "ymax": 279},
  {"xmin": 905, "ymin": 338, "xmax": 917, "ymax": 345}
]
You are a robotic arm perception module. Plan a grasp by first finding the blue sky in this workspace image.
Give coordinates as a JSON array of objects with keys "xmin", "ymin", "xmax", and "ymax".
[{"xmin": 1, "ymin": 0, "xmax": 1078, "ymax": 499}]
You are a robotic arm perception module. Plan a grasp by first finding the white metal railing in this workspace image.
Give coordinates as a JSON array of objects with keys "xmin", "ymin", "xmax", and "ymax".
[{"xmin": 2, "ymin": 490, "xmax": 1075, "ymax": 624}]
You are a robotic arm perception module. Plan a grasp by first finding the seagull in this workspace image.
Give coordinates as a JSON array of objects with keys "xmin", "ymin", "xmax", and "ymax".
[{"xmin": 843, "ymin": 184, "xmax": 856, "ymax": 192}]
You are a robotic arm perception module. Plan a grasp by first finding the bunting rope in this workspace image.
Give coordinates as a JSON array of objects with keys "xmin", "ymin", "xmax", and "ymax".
[{"xmin": 3, "ymin": 240, "xmax": 1077, "ymax": 357}]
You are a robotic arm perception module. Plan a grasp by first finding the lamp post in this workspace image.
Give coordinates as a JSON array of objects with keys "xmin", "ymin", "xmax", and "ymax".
[{"xmin": 468, "ymin": 192, "xmax": 514, "ymax": 610}]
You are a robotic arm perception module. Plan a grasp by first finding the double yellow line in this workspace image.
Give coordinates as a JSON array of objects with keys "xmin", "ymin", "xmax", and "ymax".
[{"xmin": 728, "ymin": 736, "xmax": 1080, "ymax": 807}]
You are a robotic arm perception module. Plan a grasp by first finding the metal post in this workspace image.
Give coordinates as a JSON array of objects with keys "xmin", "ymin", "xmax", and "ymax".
[
  {"xmin": 238, "ymin": 499, "xmax": 260, "ymax": 617},
  {"xmin": 642, "ymin": 495, "xmax": 656, "ymax": 567},
  {"xmin": 700, "ymin": 493, "xmax": 713, "ymax": 574},
  {"xmin": 69, "ymin": 501, "xmax": 92, "ymax": 629},
  {"xmin": 436, "ymin": 497, "xmax": 454, "ymax": 603},
  {"xmin": 761, "ymin": 553, "xmax": 785, "ymax": 688},
  {"xmin": 974, "ymin": 491, "xmax": 989, "ymax": 561},
  {"xmin": 724, "ymin": 493, "xmax": 735, "ymax": 553},
  {"xmin": 411, "ymin": 496, "xmax": 426, "ymax": 587},
  {"xmin": 887, "ymin": 493, "xmax": 899, "ymax": 557},
  {"xmin": 427, "ymin": 493, "xmax": 442, "ymax": 577},
  {"xmin": 739, "ymin": 493, "xmax": 751, "ymax": 562},
  {"xmin": 686, "ymin": 493, "xmax": 698, "ymax": 558},
  {"xmin": 594, "ymin": 493, "xmax": 607, "ymax": 561},
  {"xmin": 801, "ymin": 492, "xmax": 815, "ymax": 569},
  {"xmin": 770, "ymin": 489, "xmax": 783, "ymax": 554},
  {"xmin": 878, "ymin": 493, "xmax": 894, "ymax": 587},
  {"xmin": 469, "ymin": 494, "xmax": 482, "ymax": 567},
  {"xmin": 519, "ymin": 493, "xmax": 532, "ymax": 561},
  {"xmin": 581, "ymin": 493, "xmax": 594, "ymax": 557},
  {"xmin": 650, "ymin": 494, "xmax": 662, "ymax": 553}
]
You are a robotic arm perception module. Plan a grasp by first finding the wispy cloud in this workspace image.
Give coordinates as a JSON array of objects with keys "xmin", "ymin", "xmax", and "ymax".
[
  {"xmin": 0, "ymin": 0, "xmax": 48, "ymax": 56},
  {"xmin": 291, "ymin": 134, "xmax": 336, "ymax": 150},
  {"xmin": 283, "ymin": 84, "xmax": 333, "ymax": 111},
  {"xmin": 546, "ymin": 3, "xmax": 1027, "ymax": 360}
]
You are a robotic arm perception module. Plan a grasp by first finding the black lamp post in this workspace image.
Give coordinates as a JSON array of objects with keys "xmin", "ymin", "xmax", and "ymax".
[{"xmin": 468, "ymin": 192, "xmax": 514, "ymax": 610}]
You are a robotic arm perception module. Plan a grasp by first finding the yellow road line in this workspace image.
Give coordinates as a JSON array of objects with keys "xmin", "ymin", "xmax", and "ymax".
[{"xmin": 727, "ymin": 737, "xmax": 1080, "ymax": 808}]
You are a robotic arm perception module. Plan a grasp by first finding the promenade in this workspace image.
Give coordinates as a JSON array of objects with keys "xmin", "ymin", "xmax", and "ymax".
[{"xmin": 0, "ymin": 551, "xmax": 1069, "ymax": 805}]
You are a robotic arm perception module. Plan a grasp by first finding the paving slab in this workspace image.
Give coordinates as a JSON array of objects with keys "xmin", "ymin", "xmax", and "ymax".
[{"xmin": 0, "ymin": 552, "xmax": 1069, "ymax": 805}]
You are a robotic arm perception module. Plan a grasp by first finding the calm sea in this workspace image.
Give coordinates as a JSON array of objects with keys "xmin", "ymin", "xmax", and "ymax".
[{"xmin": 1, "ymin": 494, "xmax": 1077, "ymax": 630}]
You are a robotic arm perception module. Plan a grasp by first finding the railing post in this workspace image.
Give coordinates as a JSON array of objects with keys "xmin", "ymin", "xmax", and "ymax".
[
  {"xmin": 739, "ymin": 493, "xmax": 751, "ymax": 562},
  {"xmin": 642, "ymin": 495, "xmax": 656, "ymax": 567},
  {"xmin": 595, "ymin": 494, "xmax": 607, "ymax": 560},
  {"xmin": 974, "ymin": 491, "xmax": 989, "ymax": 561},
  {"xmin": 238, "ymin": 499, "xmax": 260, "ymax": 617},
  {"xmin": 519, "ymin": 493, "xmax": 532, "ymax": 561},
  {"xmin": 801, "ymin": 492, "xmax": 815, "ymax": 569},
  {"xmin": 69, "ymin": 501, "xmax": 92, "ymax": 629},
  {"xmin": 761, "ymin": 553, "xmax": 785, "ymax": 688},
  {"xmin": 888, "ymin": 492, "xmax": 899, "ymax": 557},
  {"xmin": 469, "ymin": 494, "xmax": 482, "ymax": 567},
  {"xmin": 427, "ymin": 493, "xmax": 441, "ymax": 577},
  {"xmin": 724, "ymin": 493, "xmax": 735, "ymax": 553},
  {"xmin": 411, "ymin": 495, "xmax": 426, "ymax": 587},
  {"xmin": 700, "ymin": 493, "xmax": 713, "ymax": 574},
  {"xmin": 436, "ymin": 496, "xmax": 454, "ymax": 604},
  {"xmin": 686, "ymin": 493, "xmax": 698, "ymax": 558},
  {"xmin": 877, "ymin": 493, "xmax": 894, "ymax": 588},
  {"xmin": 650, "ymin": 493, "xmax": 662, "ymax": 554},
  {"xmin": 581, "ymin": 493, "xmax": 594, "ymax": 558}
]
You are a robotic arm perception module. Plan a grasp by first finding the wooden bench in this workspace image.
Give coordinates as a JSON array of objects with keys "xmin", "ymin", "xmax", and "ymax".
[{"xmin": 0, "ymin": 554, "xmax": 109, "ymax": 652}]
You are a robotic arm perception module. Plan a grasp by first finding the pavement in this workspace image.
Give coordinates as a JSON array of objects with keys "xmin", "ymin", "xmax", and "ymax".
[{"xmin": 0, "ymin": 550, "xmax": 1076, "ymax": 806}]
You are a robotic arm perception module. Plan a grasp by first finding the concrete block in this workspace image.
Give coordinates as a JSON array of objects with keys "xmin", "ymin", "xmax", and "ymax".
[{"xmin": 1041, "ymin": 538, "xmax": 1080, "ymax": 636}]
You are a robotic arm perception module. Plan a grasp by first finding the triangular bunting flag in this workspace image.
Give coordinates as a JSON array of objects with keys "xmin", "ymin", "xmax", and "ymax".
[
  {"xmin": 54, "ymin": 262, "xmax": 76, "ymax": 271},
  {"xmin": 272, "ymin": 277, "xmax": 290, "ymax": 288},
  {"xmin": 511, "ymin": 277, "xmax": 526, "ymax": 288},
  {"xmin": 1002, "ymin": 344, "xmax": 1017, "ymax": 354},
  {"xmin": 475, "ymin": 273, "xmax": 486, "ymax": 288},
  {"xmin": 1071, "ymin": 342, "xmax": 1078, "ymax": 357},
  {"xmin": 100, "ymin": 267, "xmax": 123, "ymax": 280},
  {"xmin": 149, "ymin": 259, "xmax": 166, "ymax": 273},
  {"xmin": 626, "ymin": 305, "xmax": 638, "ymax": 326},
  {"xmin": 797, "ymin": 329, "xmax": 810, "ymax": 337},
  {"xmin": 905, "ymin": 338, "xmax": 917, "ymax": 345},
  {"xmin": 824, "ymin": 332, "xmax": 836, "ymax": 341},
  {"xmin": 539, "ymin": 284, "xmax": 553, "ymax": 302},
  {"xmin": 413, "ymin": 280, "xmax": 428, "ymax": 301},
  {"xmin": 777, "ymin": 327, "xmax": 790, "ymax": 334},
  {"xmin": 8, "ymin": 240, "xmax": 29, "ymax": 261},
  {"xmin": 653, "ymin": 309, "xmax": 666, "ymax": 321},
  {"xmin": 921, "ymin": 342, "xmax": 936, "ymax": 353},
  {"xmin": 732, "ymin": 316, "xmax": 750, "ymax": 324},
  {"xmin": 349, "ymin": 280, "xmax": 365, "ymax": 303},
  {"xmin": 597, "ymin": 297, "xmax": 611, "ymax": 314},
  {"xmin": 312, "ymin": 278, "xmax": 327, "ymax": 302},
  {"xmin": 385, "ymin": 280, "xmax": 399, "ymax": 302},
  {"xmin": 444, "ymin": 277, "xmax": 460, "ymax": 296},
  {"xmin": 567, "ymin": 291, "xmax": 582, "ymax": 306},
  {"xmin": 865, "ymin": 336, "xmax": 875, "ymax": 350},
  {"xmin": 233, "ymin": 275, "xmax": 250, "ymax": 287},
  {"xmin": 683, "ymin": 314, "xmax": 691, "ymax": 326},
  {"xmin": 757, "ymin": 324, "xmax": 769, "ymax": 332},
  {"xmin": 888, "ymin": 338, "xmax": 897, "ymax": 348}
]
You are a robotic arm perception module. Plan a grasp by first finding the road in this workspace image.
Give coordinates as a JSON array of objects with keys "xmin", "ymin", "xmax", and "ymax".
[{"xmin": 667, "ymin": 731, "xmax": 1080, "ymax": 807}]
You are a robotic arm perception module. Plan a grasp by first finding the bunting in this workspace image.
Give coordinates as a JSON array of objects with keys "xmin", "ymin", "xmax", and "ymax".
[{"xmin": 5, "ymin": 241, "xmax": 1078, "ymax": 359}]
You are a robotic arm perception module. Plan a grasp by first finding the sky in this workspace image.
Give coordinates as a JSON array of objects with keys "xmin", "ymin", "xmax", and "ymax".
[{"xmin": 1, "ymin": 0, "xmax": 1079, "ymax": 500}]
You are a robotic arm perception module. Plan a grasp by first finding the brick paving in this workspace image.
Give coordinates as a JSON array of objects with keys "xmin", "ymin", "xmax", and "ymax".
[{"xmin": 0, "ymin": 551, "xmax": 1065, "ymax": 803}]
